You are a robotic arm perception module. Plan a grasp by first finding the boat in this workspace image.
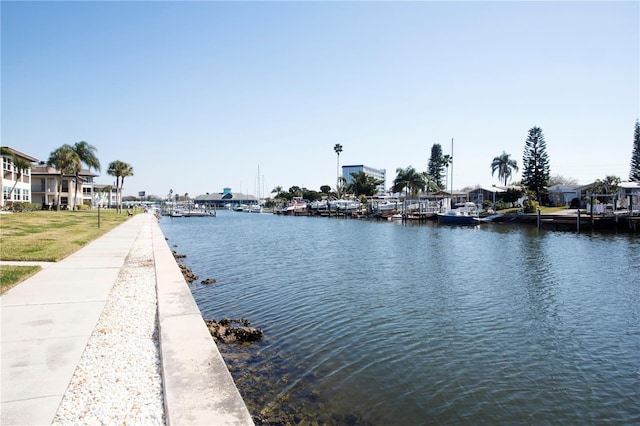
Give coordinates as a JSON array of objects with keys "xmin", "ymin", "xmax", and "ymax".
[
  {"xmin": 475, "ymin": 213, "xmax": 504, "ymax": 223},
  {"xmin": 183, "ymin": 210, "xmax": 215, "ymax": 217},
  {"xmin": 283, "ymin": 198, "xmax": 308, "ymax": 215},
  {"xmin": 171, "ymin": 205, "xmax": 215, "ymax": 217},
  {"xmin": 249, "ymin": 203, "xmax": 263, "ymax": 213},
  {"xmin": 330, "ymin": 199, "xmax": 361, "ymax": 213},
  {"xmin": 437, "ymin": 202, "xmax": 479, "ymax": 225}
]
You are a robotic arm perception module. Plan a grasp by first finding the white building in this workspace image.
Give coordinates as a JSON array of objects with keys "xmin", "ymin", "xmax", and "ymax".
[
  {"xmin": 1, "ymin": 147, "xmax": 38, "ymax": 207},
  {"xmin": 31, "ymin": 163, "xmax": 98, "ymax": 209},
  {"xmin": 341, "ymin": 164, "xmax": 386, "ymax": 195}
]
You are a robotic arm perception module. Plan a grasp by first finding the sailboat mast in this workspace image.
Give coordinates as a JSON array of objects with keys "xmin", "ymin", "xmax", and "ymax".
[{"xmin": 450, "ymin": 138, "xmax": 454, "ymax": 205}]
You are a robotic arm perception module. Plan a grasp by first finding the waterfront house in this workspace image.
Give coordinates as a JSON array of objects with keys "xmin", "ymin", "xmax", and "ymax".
[
  {"xmin": 547, "ymin": 184, "xmax": 582, "ymax": 206},
  {"xmin": 617, "ymin": 181, "xmax": 640, "ymax": 212},
  {"xmin": 428, "ymin": 190, "xmax": 468, "ymax": 211},
  {"xmin": 467, "ymin": 186, "xmax": 507, "ymax": 207},
  {"xmin": 1, "ymin": 147, "xmax": 38, "ymax": 207},
  {"xmin": 31, "ymin": 163, "xmax": 98, "ymax": 209}
]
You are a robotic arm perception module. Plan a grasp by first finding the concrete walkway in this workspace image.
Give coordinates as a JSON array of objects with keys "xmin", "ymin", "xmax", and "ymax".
[{"xmin": 1, "ymin": 213, "xmax": 253, "ymax": 425}]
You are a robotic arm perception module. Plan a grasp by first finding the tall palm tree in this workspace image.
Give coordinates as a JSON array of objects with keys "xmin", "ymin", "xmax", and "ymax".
[
  {"xmin": 392, "ymin": 166, "xmax": 426, "ymax": 198},
  {"xmin": 70, "ymin": 141, "xmax": 101, "ymax": 210},
  {"xmin": 421, "ymin": 171, "xmax": 441, "ymax": 194},
  {"xmin": 271, "ymin": 186, "xmax": 283, "ymax": 204},
  {"xmin": 119, "ymin": 162, "xmax": 134, "ymax": 212},
  {"xmin": 107, "ymin": 160, "xmax": 133, "ymax": 213},
  {"xmin": 334, "ymin": 144, "xmax": 343, "ymax": 197},
  {"xmin": 442, "ymin": 154, "xmax": 453, "ymax": 191},
  {"xmin": 48, "ymin": 145, "xmax": 80, "ymax": 210},
  {"xmin": 491, "ymin": 151, "xmax": 519, "ymax": 186},
  {"xmin": 107, "ymin": 160, "xmax": 123, "ymax": 211}
]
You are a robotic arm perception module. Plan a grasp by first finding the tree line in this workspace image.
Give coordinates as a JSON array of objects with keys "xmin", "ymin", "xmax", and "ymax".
[{"xmin": 275, "ymin": 120, "xmax": 640, "ymax": 206}]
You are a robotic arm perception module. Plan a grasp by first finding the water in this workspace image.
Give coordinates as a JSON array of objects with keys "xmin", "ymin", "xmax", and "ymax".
[{"xmin": 159, "ymin": 211, "xmax": 640, "ymax": 425}]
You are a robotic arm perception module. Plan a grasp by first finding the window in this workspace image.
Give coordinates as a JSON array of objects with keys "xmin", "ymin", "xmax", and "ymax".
[
  {"xmin": 3, "ymin": 157, "xmax": 12, "ymax": 171},
  {"xmin": 23, "ymin": 189, "xmax": 29, "ymax": 201},
  {"xmin": 61, "ymin": 196, "xmax": 68, "ymax": 205},
  {"xmin": 83, "ymin": 187, "xmax": 92, "ymax": 195},
  {"xmin": 3, "ymin": 186, "xmax": 10, "ymax": 199},
  {"xmin": 62, "ymin": 180, "xmax": 69, "ymax": 192},
  {"xmin": 40, "ymin": 179, "xmax": 46, "ymax": 191},
  {"xmin": 15, "ymin": 188, "xmax": 21, "ymax": 201}
]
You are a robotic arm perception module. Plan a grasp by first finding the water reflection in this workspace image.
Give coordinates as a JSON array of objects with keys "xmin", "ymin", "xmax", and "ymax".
[{"xmin": 160, "ymin": 212, "xmax": 640, "ymax": 424}]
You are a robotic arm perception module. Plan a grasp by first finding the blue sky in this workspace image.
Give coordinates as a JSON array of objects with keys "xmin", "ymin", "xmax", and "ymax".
[{"xmin": 2, "ymin": 1, "xmax": 638, "ymax": 198}]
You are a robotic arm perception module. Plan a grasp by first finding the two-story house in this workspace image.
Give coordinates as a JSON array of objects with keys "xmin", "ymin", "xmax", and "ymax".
[
  {"xmin": 30, "ymin": 163, "xmax": 98, "ymax": 209},
  {"xmin": 1, "ymin": 147, "xmax": 38, "ymax": 207}
]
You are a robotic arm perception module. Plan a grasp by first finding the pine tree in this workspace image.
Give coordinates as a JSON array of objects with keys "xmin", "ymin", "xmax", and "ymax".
[
  {"xmin": 630, "ymin": 119, "xmax": 640, "ymax": 182},
  {"xmin": 521, "ymin": 126, "xmax": 550, "ymax": 201},
  {"xmin": 427, "ymin": 144, "xmax": 445, "ymax": 189}
]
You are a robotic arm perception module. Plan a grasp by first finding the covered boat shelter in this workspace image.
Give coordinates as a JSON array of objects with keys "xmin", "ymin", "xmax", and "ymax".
[{"xmin": 193, "ymin": 188, "xmax": 258, "ymax": 209}]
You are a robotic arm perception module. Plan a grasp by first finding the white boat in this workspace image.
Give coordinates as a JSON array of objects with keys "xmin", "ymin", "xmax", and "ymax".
[
  {"xmin": 330, "ymin": 200, "xmax": 360, "ymax": 212},
  {"xmin": 171, "ymin": 208, "xmax": 215, "ymax": 217},
  {"xmin": 437, "ymin": 202, "xmax": 479, "ymax": 225},
  {"xmin": 283, "ymin": 198, "xmax": 308, "ymax": 214},
  {"xmin": 249, "ymin": 204, "xmax": 262, "ymax": 213},
  {"xmin": 373, "ymin": 200, "xmax": 401, "ymax": 213}
]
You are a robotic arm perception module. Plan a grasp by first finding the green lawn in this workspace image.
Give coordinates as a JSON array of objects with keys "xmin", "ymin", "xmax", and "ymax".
[
  {"xmin": 0, "ymin": 209, "xmax": 134, "ymax": 289},
  {"xmin": 0, "ymin": 265, "xmax": 41, "ymax": 294}
]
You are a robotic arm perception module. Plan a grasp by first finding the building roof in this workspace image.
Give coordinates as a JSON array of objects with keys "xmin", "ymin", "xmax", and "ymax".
[
  {"xmin": 547, "ymin": 184, "xmax": 580, "ymax": 192},
  {"xmin": 1, "ymin": 146, "xmax": 38, "ymax": 162},
  {"xmin": 31, "ymin": 164, "xmax": 99, "ymax": 178},
  {"xmin": 194, "ymin": 192, "xmax": 257, "ymax": 202},
  {"xmin": 619, "ymin": 181, "xmax": 640, "ymax": 189},
  {"xmin": 469, "ymin": 186, "xmax": 507, "ymax": 193}
]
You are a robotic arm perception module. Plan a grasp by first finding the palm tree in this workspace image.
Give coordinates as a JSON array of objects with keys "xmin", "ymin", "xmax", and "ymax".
[
  {"xmin": 421, "ymin": 171, "xmax": 441, "ymax": 195},
  {"xmin": 334, "ymin": 144, "xmax": 343, "ymax": 197},
  {"xmin": 392, "ymin": 166, "xmax": 426, "ymax": 198},
  {"xmin": 491, "ymin": 151, "xmax": 519, "ymax": 186},
  {"xmin": 107, "ymin": 160, "xmax": 133, "ymax": 213},
  {"xmin": 70, "ymin": 141, "xmax": 101, "ymax": 210},
  {"xmin": 107, "ymin": 160, "xmax": 123, "ymax": 211},
  {"xmin": 442, "ymin": 154, "xmax": 453, "ymax": 191},
  {"xmin": 48, "ymin": 145, "xmax": 80, "ymax": 210},
  {"xmin": 347, "ymin": 171, "xmax": 383, "ymax": 197},
  {"xmin": 119, "ymin": 162, "xmax": 133, "ymax": 211},
  {"xmin": 271, "ymin": 186, "xmax": 283, "ymax": 198}
]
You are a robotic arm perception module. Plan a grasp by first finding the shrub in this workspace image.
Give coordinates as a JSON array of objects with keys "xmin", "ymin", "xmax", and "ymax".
[
  {"xmin": 494, "ymin": 201, "xmax": 508, "ymax": 211},
  {"xmin": 523, "ymin": 199, "xmax": 539, "ymax": 213}
]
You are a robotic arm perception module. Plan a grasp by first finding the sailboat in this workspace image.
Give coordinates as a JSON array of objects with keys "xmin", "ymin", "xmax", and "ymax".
[
  {"xmin": 437, "ymin": 138, "xmax": 479, "ymax": 225},
  {"xmin": 250, "ymin": 165, "xmax": 263, "ymax": 213}
]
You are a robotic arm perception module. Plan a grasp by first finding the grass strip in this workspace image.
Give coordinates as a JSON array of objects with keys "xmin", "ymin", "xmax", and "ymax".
[{"xmin": 1, "ymin": 265, "xmax": 41, "ymax": 294}]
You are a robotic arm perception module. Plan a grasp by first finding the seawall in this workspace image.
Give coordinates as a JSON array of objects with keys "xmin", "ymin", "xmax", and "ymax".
[{"xmin": 151, "ymin": 217, "xmax": 254, "ymax": 425}]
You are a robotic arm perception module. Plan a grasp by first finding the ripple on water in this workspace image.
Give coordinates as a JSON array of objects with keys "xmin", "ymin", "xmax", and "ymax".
[{"xmin": 160, "ymin": 213, "xmax": 640, "ymax": 424}]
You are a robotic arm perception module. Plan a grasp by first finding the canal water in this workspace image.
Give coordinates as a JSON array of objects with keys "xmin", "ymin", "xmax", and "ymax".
[{"xmin": 159, "ymin": 211, "xmax": 640, "ymax": 425}]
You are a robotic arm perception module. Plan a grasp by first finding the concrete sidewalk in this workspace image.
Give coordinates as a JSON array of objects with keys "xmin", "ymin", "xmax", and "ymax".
[
  {"xmin": 1, "ymin": 212, "xmax": 254, "ymax": 425},
  {"xmin": 1, "ymin": 214, "xmax": 148, "ymax": 425}
]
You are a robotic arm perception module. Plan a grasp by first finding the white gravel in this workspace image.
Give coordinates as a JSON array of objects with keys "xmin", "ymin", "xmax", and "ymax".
[{"xmin": 53, "ymin": 217, "xmax": 166, "ymax": 425}]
